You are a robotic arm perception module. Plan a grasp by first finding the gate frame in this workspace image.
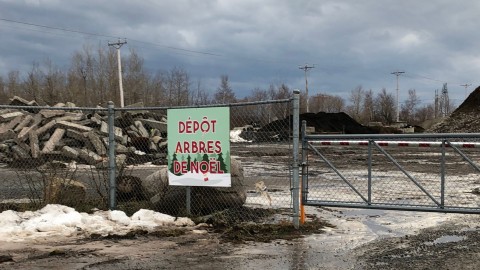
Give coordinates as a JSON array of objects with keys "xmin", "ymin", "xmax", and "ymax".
[{"xmin": 300, "ymin": 120, "xmax": 480, "ymax": 214}]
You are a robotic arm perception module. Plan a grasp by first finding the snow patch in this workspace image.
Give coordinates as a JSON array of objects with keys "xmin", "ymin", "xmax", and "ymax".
[
  {"xmin": 230, "ymin": 129, "xmax": 250, "ymax": 143},
  {"xmin": 0, "ymin": 204, "xmax": 195, "ymax": 242}
]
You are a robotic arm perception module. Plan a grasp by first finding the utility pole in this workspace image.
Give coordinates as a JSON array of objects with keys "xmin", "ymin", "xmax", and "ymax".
[
  {"xmin": 461, "ymin": 83, "xmax": 472, "ymax": 99},
  {"xmin": 108, "ymin": 39, "xmax": 127, "ymax": 107},
  {"xmin": 440, "ymin": 83, "xmax": 449, "ymax": 117},
  {"xmin": 299, "ymin": 64, "xmax": 315, "ymax": 113},
  {"xmin": 391, "ymin": 71, "xmax": 405, "ymax": 122},
  {"xmin": 80, "ymin": 67, "xmax": 87, "ymax": 106}
]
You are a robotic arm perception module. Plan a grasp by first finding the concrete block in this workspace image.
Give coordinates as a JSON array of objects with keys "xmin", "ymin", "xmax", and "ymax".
[
  {"xmin": 56, "ymin": 120, "xmax": 92, "ymax": 133},
  {"xmin": 41, "ymin": 128, "xmax": 66, "ymax": 153}
]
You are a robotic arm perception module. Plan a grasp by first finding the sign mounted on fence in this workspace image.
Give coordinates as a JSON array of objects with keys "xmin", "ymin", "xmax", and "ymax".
[{"xmin": 167, "ymin": 107, "xmax": 231, "ymax": 187}]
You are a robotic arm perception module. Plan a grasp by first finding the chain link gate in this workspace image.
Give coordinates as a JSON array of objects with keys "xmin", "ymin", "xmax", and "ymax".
[{"xmin": 301, "ymin": 121, "xmax": 480, "ymax": 214}]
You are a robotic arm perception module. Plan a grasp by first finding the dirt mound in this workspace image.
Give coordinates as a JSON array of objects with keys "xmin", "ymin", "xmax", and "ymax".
[
  {"xmin": 260, "ymin": 112, "xmax": 374, "ymax": 135},
  {"xmin": 428, "ymin": 85, "xmax": 480, "ymax": 133},
  {"xmin": 454, "ymin": 86, "xmax": 480, "ymax": 114}
]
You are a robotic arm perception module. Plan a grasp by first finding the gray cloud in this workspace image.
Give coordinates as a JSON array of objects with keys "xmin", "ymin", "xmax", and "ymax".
[{"xmin": 0, "ymin": 0, "xmax": 479, "ymax": 104}]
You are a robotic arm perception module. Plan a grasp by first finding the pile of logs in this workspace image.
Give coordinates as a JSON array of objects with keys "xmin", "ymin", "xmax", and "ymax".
[{"xmin": 0, "ymin": 96, "xmax": 168, "ymax": 167}]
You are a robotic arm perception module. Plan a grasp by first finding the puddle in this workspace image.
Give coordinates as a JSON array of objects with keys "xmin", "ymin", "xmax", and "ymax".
[
  {"xmin": 340, "ymin": 208, "xmax": 386, "ymax": 217},
  {"xmin": 230, "ymin": 236, "xmax": 358, "ymax": 269},
  {"xmin": 363, "ymin": 219, "xmax": 390, "ymax": 234},
  {"xmin": 425, "ymin": 235, "xmax": 466, "ymax": 246}
]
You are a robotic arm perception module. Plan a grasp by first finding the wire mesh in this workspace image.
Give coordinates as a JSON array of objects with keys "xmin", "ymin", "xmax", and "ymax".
[{"xmin": 0, "ymin": 100, "xmax": 294, "ymax": 224}]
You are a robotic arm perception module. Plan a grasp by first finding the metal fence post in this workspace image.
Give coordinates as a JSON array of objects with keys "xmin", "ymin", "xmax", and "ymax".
[
  {"xmin": 292, "ymin": 89, "xmax": 300, "ymax": 229},
  {"xmin": 107, "ymin": 101, "xmax": 117, "ymax": 210},
  {"xmin": 301, "ymin": 120, "xmax": 307, "ymax": 224},
  {"xmin": 441, "ymin": 139, "xmax": 446, "ymax": 208},
  {"xmin": 368, "ymin": 140, "xmax": 372, "ymax": 205}
]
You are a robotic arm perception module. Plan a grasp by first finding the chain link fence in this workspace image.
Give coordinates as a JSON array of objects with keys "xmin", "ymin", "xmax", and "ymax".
[{"xmin": 0, "ymin": 97, "xmax": 296, "ymax": 225}]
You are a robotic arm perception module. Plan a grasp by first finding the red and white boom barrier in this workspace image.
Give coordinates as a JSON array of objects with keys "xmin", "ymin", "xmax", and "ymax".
[{"xmin": 312, "ymin": 140, "xmax": 480, "ymax": 148}]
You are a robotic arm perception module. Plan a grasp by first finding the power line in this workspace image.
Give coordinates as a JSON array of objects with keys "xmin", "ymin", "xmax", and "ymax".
[
  {"xmin": 127, "ymin": 38, "xmax": 222, "ymax": 57},
  {"xmin": 0, "ymin": 17, "xmax": 222, "ymax": 57},
  {"xmin": 401, "ymin": 72, "xmax": 443, "ymax": 83},
  {"xmin": 0, "ymin": 17, "xmax": 325, "ymax": 69},
  {"xmin": 401, "ymin": 72, "xmax": 478, "ymax": 87},
  {"xmin": 0, "ymin": 18, "xmax": 119, "ymax": 39}
]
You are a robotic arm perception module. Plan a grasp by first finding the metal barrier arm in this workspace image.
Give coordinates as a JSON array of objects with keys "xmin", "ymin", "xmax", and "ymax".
[
  {"xmin": 307, "ymin": 141, "xmax": 369, "ymax": 203},
  {"xmin": 372, "ymin": 141, "xmax": 441, "ymax": 207},
  {"xmin": 304, "ymin": 132, "xmax": 480, "ymax": 140}
]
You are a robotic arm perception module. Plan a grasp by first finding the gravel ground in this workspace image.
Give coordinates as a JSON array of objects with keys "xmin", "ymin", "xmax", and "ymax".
[{"xmin": 354, "ymin": 214, "xmax": 480, "ymax": 270}]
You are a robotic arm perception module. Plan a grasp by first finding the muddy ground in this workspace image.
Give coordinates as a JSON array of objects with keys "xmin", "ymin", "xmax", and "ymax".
[
  {"xmin": 0, "ymin": 208, "xmax": 479, "ymax": 270},
  {"xmin": 354, "ymin": 217, "xmax": 480, "ymax": 269}
]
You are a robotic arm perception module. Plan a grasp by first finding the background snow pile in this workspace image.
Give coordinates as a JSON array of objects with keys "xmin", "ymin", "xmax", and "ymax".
[
  {"xmin": 230, "ymin": 129, "xmax": 250, "ymax": 143},
  {"xmin": 0, "ymin": 204, "xmax": 195, "ymax": 242}
]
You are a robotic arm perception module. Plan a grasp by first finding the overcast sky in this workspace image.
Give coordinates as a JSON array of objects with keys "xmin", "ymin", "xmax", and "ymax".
[{"xmin": 1, "ymin": 0, "xmax": 479, "ymax": 106}]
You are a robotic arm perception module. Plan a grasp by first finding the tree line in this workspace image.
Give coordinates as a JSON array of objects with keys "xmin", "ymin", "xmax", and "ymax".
[
  {"xmin": 0, "ymin": 44, "xmax": 450, "ymax": 126},
  {"xmin": 344, "ymin": 86, "xmax": 454, "ymax": 126},
  {"xmin": 0, "ymin": 44, "xmax": 292, "ymax": 108}
]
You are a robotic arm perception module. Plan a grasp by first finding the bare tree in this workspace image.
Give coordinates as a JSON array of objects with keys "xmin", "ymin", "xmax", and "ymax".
[
  {"xmin": 166, "ymin": 67, "xmax": 190, "ymax": 106},
  {"xmin": 400, "ymin": 89, "xmax": 419, "ymax": 124},
  {"xmin": 0, "ymin": 75, "xmax": 7, "ymax": 104},
  {"xmin": 192, "ymin": 79, "xmax": 210, "ymax": 105},
  {"xmin": 43, "ymin": 58, "xmax": 66, "ymax": 105},
  {"xmin": 248, "ymin": 87, "xmax": 270, "ymax": 124},
  {"xmin": 347, "ymin": 86, "xmax": 364, "ymax": 121},
  {"xmin": 271, "ymin": 83, "xmax": 292, "ymax": 119},
  {"xmin": 23, "ymin": 62, "xmax": 43, "ymax": 102},
  {"xmin": 123, "ymin": 48, "xmax": 149, "ymax": 105},
  {"xmin": 375, "ymin": 88, "xmax": 396, "ymax": 124},
  {"xmin": 214, "ymin": 75, "xmax": 236, "ymax": 104},
  {"xmin": 149, "ymin": 71, "xmax": 166, "ymax": 106},
  {"xmin": 250, "ymin": 87, "xmax": 268, "ymax": 101},
  {"xmin": 361, "ymin": 89, "xmax": 375, "ymax": 124},
  {"xmin": 7, "ymin": 71, "xmax": 20, "ymax": 98},
  {"xmin": 68, "ymin": 52, "xmax": 86, "ymax": 105},
  {"xmin": 415, "ymin": 104, "xmax": 435, "ymax": 123},
  {"xmin": 311, "ymin": 93, "xmax": 345, "ymax": 113}
]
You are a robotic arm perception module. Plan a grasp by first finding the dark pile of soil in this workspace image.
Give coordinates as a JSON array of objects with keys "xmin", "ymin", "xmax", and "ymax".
[
  {"xmin": 194, "ymin": 207, "xmax": 333, "ymax": 243},
  {"xmin": 429, "ymin": 85, "xmax": 480, "ymax": 133},
  {"xmin": 453, "ymin": 85, "xmax": 480, "ymax": 114},
  {"xmin": 261, "ymin": 112, "xmax": 374, "ymax": 134},
  {"xmin": 220, "ymin": 216, "xmax": 332, "ymax": 243}
]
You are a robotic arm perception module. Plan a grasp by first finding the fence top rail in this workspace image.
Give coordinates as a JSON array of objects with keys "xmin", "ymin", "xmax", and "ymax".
[
  {"xmin": 114, "ymin": 98, "xmax": 293, "ymax": 111},
  {"xmin": 0, "ymin": 104, "xmax": 108, "ymax": 111},
  {"xmin": 304, "ymin": 133, "xmax": 480, "ymax": 140},
  {"xmin": 0, "ymin": 98, "xmax": 292, "ymax": 112}
]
